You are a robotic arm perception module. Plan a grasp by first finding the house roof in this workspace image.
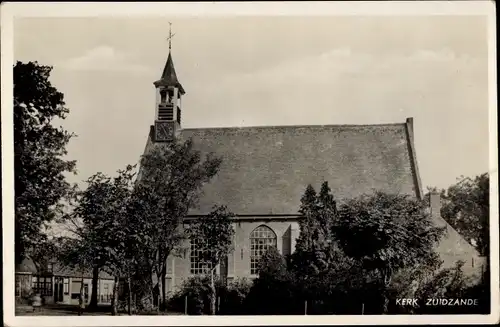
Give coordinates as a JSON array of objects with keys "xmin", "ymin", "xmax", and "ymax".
[
  {"xmin": 146, "ymin": 118, "xmax": 423, "ymax": 216},
  {"xmin": 153, "ymin": 52, "xmax": 185, "ymax": 94},
  {"xmin": 16, "ymin": 258, "xmax": 114, "ymax": 280},
  {"xmin": 53, "ymin": 263, "xmax": 114, "ymax": 280}
]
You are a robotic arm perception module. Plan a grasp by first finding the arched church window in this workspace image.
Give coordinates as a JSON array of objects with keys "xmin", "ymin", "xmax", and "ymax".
[
  {"xmin": 250, "ymin": 225, "xmax": 277, "ymax": 275},
  {"xmin": 190, "ymin": 238, "xmax": 212, "ymax": 275}
]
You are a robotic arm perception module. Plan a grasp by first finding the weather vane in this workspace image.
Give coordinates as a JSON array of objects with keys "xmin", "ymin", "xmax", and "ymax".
[{"xmin": 167, "ymin": 22, "xmax": 175, "ymax": 51}]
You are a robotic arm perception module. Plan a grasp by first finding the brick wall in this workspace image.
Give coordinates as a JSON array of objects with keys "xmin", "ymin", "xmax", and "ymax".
[{"xmin": 166, "ymin": 219, "xmax": 300, "ymax": 294}]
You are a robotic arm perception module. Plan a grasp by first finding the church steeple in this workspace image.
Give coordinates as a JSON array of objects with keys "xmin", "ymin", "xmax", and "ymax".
[
  {"xmin": 154, "ymin": 51, "xmax": 185, "ymax": 95},
  {"xmin": 153, "ymin": 23, "xmax": 185, "ymax": 143}
]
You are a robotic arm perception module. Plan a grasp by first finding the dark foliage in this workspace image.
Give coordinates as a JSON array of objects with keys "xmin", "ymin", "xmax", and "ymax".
[{"xmin": 14, "ymin": 61, "xmax": 76, "ymax": 265}]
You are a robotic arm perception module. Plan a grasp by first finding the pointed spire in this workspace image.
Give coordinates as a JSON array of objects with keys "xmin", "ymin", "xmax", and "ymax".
[{"xmin": 153, "ymin": 23, "xmax": 185, "ymax": 94}]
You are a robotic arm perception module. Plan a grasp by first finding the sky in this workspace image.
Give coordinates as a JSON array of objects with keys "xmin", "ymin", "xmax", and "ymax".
[{"xmin": 13, "ymin": 15, "xmax": 491, "ymax": 190}]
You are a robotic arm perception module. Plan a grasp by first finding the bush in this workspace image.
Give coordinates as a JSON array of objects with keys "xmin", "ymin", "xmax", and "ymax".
[
  {"xmin": 219, "ymin": 278, "xmax": 253, "ymax": 315},
  {"xmin": 412, "ymin": 261, "xmax": 489, "ymax": 314},
  {"xmin": 166, "ymin": 276, "xmax": 227, "ymax": 315},
  {"xmin": 244, "ymin": 249, "xmax": 301, "ymax": 315}
]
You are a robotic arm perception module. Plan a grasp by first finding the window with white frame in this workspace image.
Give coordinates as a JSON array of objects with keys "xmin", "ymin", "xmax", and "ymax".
[
  {"xmin": 32, "ymin": 276, "xmax": 53, "ymax": 296},
  {"xmin": 250, "ymin": 225, "xmax": 277, "ymax": 275},
  {"xmin": 102, "ymin": 284, "xmax": 111, "ymax": 303},
  {"xmin": 190, "ymin": 238, "xmax": 212, "ymax": 275},
  {"xmin": 63, "ymin": 278, "xmax": 69, "ymax": 294}
]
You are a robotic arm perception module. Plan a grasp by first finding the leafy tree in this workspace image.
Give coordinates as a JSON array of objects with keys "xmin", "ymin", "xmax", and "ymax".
[
  {"xmin": 68, "ymin": 172, "xmax": 111, "ymax": 310},
  {"xmin": 334, "ymin": 191, "xmax": 445, "ymax": 313},
  {"xmin": 28, "ymin": 237, "xmax": 59, "ymax": 273},
  {"xmin": 440, "ymin": 173, "xmax": 489, "ymax": 256},
  {"xmin": 131, "ymin": 139, "xmax": 222, "ymax": 311},
  {"xmin": 14, "ymin": 61, "xmax": 76, "ymax": 265},
  {"xmin": 188, "ymin": 205, "xmax": 234, "ymax": 315},
  {"xmin": 99, "ymin": 166, "xmax": 137, "ymax": 315},
  {"xmin": 57, "ymin": 236, "xmax": 94, "ymax": 315},
  {"xmin": 63, "ymin": 166, "xmax": 136, "ymax": 314}
]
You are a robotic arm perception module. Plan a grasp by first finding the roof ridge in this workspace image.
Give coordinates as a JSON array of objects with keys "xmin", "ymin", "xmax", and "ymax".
[{"xmin": 181, "ymin": 122, "xmax": 406, "ymax": 131}]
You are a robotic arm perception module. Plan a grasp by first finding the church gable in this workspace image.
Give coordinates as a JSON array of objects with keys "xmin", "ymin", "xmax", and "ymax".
[{"xmin": 178, "ymin": 120, "xmax": 422, "ymax": 215}]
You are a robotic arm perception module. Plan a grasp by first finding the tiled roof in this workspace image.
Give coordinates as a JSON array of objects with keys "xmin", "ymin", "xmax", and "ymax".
[
  {"xmin": 146, "ymin": 118, "xmax": 422, "ymax": 216},
  {"xmin": 53, "ymin": 263, "xmax": 114, "ymax": 279},
  {"xmin": 16, "ymin": 258, "xmax": 114, "ymax": 279},
  {"xmin": 154, "ymin": 52, "xmax": 185, "ymax": 94}
]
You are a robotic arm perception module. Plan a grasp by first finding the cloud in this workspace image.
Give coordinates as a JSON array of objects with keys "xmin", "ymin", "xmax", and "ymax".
[
  {"xmin": 194, "ymin": 47, "xmax": 480, "ymax": 99},
  {"xmin": 185, "ymin": 45, "xmax": 484, "ymax": 130},
  {"xmin": 409, "ymin": 48, "xmax": 457, "ymax": 62},
  {"xmin": 202, "ymin": 47, "xmax": 370, "ymax": 90},
  {"xmin": 62, "ymin": 45, "xmax": 151, "ymax": 73}
]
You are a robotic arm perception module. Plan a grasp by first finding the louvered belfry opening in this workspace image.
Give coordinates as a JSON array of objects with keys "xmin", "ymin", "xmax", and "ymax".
[
  {"xmin": 157, "ymin": 88, "xmax": 175, "ymax": 121},
  {"xmin": 158, "ymin": 103, "xmax": 174, "ymax": 121}
]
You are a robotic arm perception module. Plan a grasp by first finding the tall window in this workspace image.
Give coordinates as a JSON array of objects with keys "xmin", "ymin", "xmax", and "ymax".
[
  {"xmin": 103, "ymin": 284, "xmax": 110, "ymax": 303},
  {"xmin": 63, "ymin": 279, "xmax": 69, "ymax": 294},
  {"xmin": 190, "ymin": 238, "xmax": 212, "ymax": 275},
  {"xmin": 250, "ymin": 225, "xmax": 277, "ymax": 275},
  {"xmin": 32, "ymin": 276, "xmax": 53, "ymax": 296}
]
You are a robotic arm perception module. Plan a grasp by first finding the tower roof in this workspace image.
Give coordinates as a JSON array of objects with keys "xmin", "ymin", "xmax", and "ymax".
[{"xmin": 154, "ymin": 52, "xmax": 185, "ymax": 94}]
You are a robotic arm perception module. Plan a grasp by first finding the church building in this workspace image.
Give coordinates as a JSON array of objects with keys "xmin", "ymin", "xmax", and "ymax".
[{"xmin": 142, "ymin": 41, "xmax": 484, "ymax": 296}]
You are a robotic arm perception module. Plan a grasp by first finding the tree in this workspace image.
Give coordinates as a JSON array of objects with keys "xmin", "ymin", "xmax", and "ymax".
[
  {"xmin": 440, "ymin": 173, "xmax": 489, "ymax": 256},
  {"xmin": 188, "ymin": 205, "xmax": 234, "ymax": 315},
  {"xmin": 70, "ymin": 173, "xmax": 111, "ymax": 311},
  {"xmin": 63, "ymin": 166, "xmax": 136, "ymax": 314},
  {"xmin": 131, "ymin": 139, "xmax": 222, "ymax": 311},
  {"xmin": 28, "ymin": 237, "xmax": 59, "ymax": 273},
  {"xmin": 334, "ymin": 191, "xmax": 445, "ymax": 313},
  {"xmin": 245, "ymin": 247, "xmax": 303, "ymax": 315},
  {"xmin": 258, "ymin": 247, "xmax": 288, "ymax": 280},
  {"xmin": 292, "ymin": 182, "xmax": 339, "ymax": 277},
  {"xmin": 14, "ymin": 61, "xmax": 76, "ymax": 265},
  {"xmin": 57, "ymin": 236, "xmax": 94, "ymax": 316},
  {"xmin": 98, "ymin": 166, "xmax": 137, "ymax": 316},
  {"xmin": 294, "ymin": 184, "xmax": 318, "ymax": 257},
  {"xmin": 290, "ymin": 182, "xmax": 363, "ymax": 312}
]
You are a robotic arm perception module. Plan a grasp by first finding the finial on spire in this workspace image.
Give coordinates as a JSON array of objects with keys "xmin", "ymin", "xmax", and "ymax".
[{"xmin": 167, "ymin": 22, "xmax": 176, "ymax": 52}]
